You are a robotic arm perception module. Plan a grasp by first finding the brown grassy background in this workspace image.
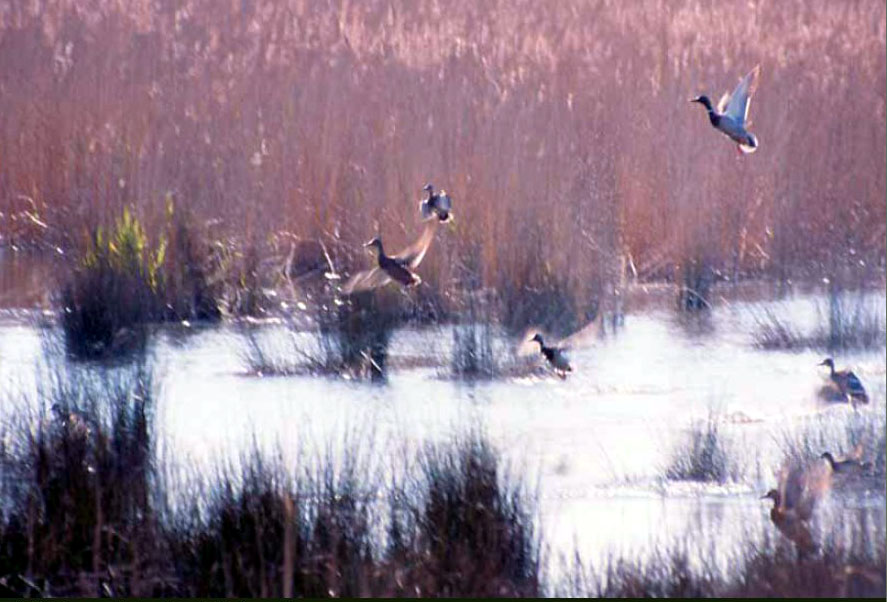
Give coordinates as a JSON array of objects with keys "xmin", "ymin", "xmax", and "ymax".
[{"xmin": 1, "ymin": 0, "xmax": 884, "ymax": 311}]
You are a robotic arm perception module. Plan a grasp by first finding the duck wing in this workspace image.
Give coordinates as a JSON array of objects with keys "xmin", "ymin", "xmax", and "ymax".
[
  {"xmin": 848, "ymin": 443, "xmax": 865, "ymax": 462},
  {"xmin": 724, "ymin": 65, "xmax": 760, "ymax": 126},
  {"xmin": 716, "ymin": 91, "xmax": 730, "ymax": 115},
  {"xmin": 796, "ymin": 461, "xmax": 832, "ymax": 521},
  {"xmin": 551, "ymin": 346, "xmax": 572, "ymax": 371},
  {"xmin": 340, "ymin": 267, "xmax": 392, "ymax": 295},
  {"xmin": 436, "ymin": 191, "xmax": 453, "ymax": 213},
  {"xmin": 843, "ymin": 370, "xmax": 867, "ymax": 396},
  {"xmin": 773, "ymin": 515, "xmax": 816, "ymax": 555},
  {"xmin": 393, "ymin": 220, "xmax": 437, "ymax": 269},
  {"xmin": 419, "ymin": 198, "xmax": 434, "ymax": 221},
  {"xmin": 778, "ymin": 464, "xmax": 805, "ymax": 513}
]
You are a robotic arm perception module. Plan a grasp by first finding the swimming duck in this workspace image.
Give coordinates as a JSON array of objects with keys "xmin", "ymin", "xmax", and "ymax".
[
  {"xmin": 419, "ymin": 183, "xmax": 453, "ymax": 223},
  {"xmin": 530, "ymin": 333, "xmax": 573, "ymax": 378},
  {"xmin": 821, "ymin": 447, "xmax": 872, "ymax": 475},
  {"xmin": 691, "ymin": 65, "xmax": 760, "ymax": 154},
  {"xmin": 340, "ymin": 221, "xmax": 437, "ymax": 295},
  {"xmin": 761, "ymin": 460, "xmax": 832, "ymax": 555},
  {"xmin": 819, "ymin": 358, "xmax": 868, "ymax": 405}
]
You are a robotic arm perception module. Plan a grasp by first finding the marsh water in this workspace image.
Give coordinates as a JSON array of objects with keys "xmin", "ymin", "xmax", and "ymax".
[{"xmin": 1, "ymin": 258, "xmax": 885, "ymax": 577}]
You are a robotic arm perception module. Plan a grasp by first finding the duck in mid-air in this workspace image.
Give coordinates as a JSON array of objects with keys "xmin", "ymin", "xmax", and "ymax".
[
  {"xmin": 419, "ymin": 183, "xmax": 453, "ymax": 223},
  {"xmin": 821, "ymin": 445, "xmax": 872, "ymax": 475},
  {"xmin": 761, "ymin": 460, "xmax": 832, "ymax": 556},
  {"xmin": 340, "ymin": 222, "xmax": 437, "ymax": 295},
  {"xmin": 691, "ymin": 65, "xmax": 761, "ymax": 154}
]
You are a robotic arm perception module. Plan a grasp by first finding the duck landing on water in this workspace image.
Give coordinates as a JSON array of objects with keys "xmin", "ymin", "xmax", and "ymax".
[
  {"xmin": 819, "ymin": 357, "xmax": 869, "ymax": 407},
  {"xmin": 340, "ymin": 222, "xmax": 437, "ymax": 295},
  {"xmin": 691, "ymin": 65, "xmax": 760, "ymax": 154},
  {"xmin": 531, "ymin": 333, "xmax": 572, "ymax": 379}
]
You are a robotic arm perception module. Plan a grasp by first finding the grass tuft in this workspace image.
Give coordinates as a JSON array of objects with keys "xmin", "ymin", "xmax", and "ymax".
[
  {"xmin": 58, "ymin": 204, "xmax": 222, "ymax": 360},
  {"xmin": 751, "ymin": 286, "xmax": 885, "ymax": 352},
  {"xmin": 665, "ymin": 411, "xmax": 739, "ymax": 484}
]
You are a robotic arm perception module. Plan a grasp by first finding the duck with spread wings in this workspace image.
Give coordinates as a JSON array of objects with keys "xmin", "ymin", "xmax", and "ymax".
[
  {"xmin": 761, "ymin": 459, "xmax": 832, "ymax": 556},
  {"xmin": 691, "ymin": 65, "xmax": 761, "ymax": 154},
  {"xmin": 340, "ymin": 221, "xmax": 438, "ymax": 295}
]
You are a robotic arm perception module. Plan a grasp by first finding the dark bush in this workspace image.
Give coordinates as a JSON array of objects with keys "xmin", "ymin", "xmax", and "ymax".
[{"xmin": 58, "ymin": 204, "xmax": 222, "ymax": 360}]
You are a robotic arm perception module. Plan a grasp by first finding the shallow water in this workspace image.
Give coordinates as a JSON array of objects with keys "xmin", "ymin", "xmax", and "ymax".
[{"xmin": 0, "ymin": 286, "xmax": 885, "ymax": 577}]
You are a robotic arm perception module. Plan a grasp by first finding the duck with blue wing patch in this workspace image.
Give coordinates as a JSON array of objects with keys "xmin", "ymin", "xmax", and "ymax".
[{"xmin": 819, "ymin": 357, "xmax": 868, "ymax": 406}]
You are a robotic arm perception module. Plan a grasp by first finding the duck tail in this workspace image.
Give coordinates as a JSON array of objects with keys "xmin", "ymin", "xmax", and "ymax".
[{"xmin": 739, "ymin": 133, "xmax": 758, "ymax": 154}]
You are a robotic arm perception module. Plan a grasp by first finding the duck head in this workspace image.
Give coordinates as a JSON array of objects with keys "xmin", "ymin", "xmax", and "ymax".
[
  {"xmin": 690, "ymin": 95, "xmax": 714, "ymax": 111},
  {"xmin": 818, "ymin": 358, "xmax": 835, "ymax": 369},
  {"xmin": 364, "ymin": 237, "xmax": 383, "ymax": 255},
  {"xmin": 820, "ymin": 452, "xmax": 836, "ymax": 464},
  {"xmin": 422, "ymin": 183, "xmax": 434, "ymax": 194},
  {"xmin": 761, "ymin": 489, "xmax": 780, "ymax": 505},
  {"xmin": 531, "ymin": 333, "xmax": 545, "ymax": 346}
]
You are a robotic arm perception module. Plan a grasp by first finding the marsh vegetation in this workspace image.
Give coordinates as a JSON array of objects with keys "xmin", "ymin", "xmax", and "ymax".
[{"xmin": 0, "ymin": 0, "xmax": 885, "ymax": 598}]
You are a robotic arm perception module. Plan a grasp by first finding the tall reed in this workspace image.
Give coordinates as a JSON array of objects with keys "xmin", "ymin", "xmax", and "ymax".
[{"xmin": 0, "ymin": 0, "xmax": 882, "ymax": 321}]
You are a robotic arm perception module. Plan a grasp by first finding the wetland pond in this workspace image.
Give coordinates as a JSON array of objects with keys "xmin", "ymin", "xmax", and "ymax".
[{"xmin": 0, "ymin": 267, "xmax": 884, "ymax": 578}]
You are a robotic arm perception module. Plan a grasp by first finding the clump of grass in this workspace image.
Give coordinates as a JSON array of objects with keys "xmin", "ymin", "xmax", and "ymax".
[
  {"xmin": 0, "ymin": 359, "xmax": 164, "ymax": 597},
  {"xmin": 451, "ymin": 320, "xmax": 497, "ymax": 380},
  {"xmin": 58, "ymin": 209, "xmax": 158, "ymax": 359},
  {"xmin": 750, "ymin": 305, "xmax": 806, "ymax": 350},
  {"xmin": 677, "ymin": 258, "xmax": 715, "ymax": 312},
  {"xmin": 167, "ymin": 431, "xmax": 540, "ymax": 597},
  {"xmin": 390, "ymin": 432, "xmax": 541, "ymax": 597},
  {"xmin": 239, "ymin": 323, "xmax": 294, "ymax": 375},
  {"xmin": 818, "ymin": 284, "xmax": 886, "ymax": 352},
  {"xmin": 0, "ymin": 351, "xmax": 545, "ymax": 596},
  {"xmin": 665, "ymin": 412, "xmax": 739, "ymax": 484},
  {"xmin": 779, "ymin": 407, "xmax": 886, "ymax": 478},
  {"xmin": 562, "ymin": 520, "xmax": 885, "ymax": 598},
  {"xmin": 751, "ymin": 286, "xmax": 885, "ymax": 352},
  {"xmin": 451, "ymin": 288, "xmax": 499, "ymax": 379},
  {"xmin": 317, "ymin": 289, "xmax": 402, "ymax": 381},
  {"xmin": 167, "ymin": 446, "xmax": 378, "ymax": 598},
  {"xmin": 58, "ymin": 203, "xmax": 222, "ymax": 360},
  {"xmin": 159, "ymin": 204, "xmax": 223, "ymax": 322},
  {"xmin": 239, "ymin": 286, "xmax": 402, "ymax": 380}
]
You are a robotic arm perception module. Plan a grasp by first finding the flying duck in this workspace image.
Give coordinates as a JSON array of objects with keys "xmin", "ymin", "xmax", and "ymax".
[
  {"xmin": 691, "ymin": 65, "xmax": 761, "ymax": 154},
  {"xmin": 530, "ymin": 333, "xmax": 573, "ymax": 378},
  {"xmin": 819, "ymin": 358, "xmax": 868, "ymax": 406},
  {"xmin": 821, "ymin": 446, "xmax": 872, "ymax": 475},
  {"xmin": 340, "ymin": 221, "xmax": 437, "ymax": 295},
  {"xmin": 761, "ymin": 460, "xmax": 832, "ymax": 555},
  {"xmin": 419, "ymin": 183, "xmax": 453, "ymax": 223}
]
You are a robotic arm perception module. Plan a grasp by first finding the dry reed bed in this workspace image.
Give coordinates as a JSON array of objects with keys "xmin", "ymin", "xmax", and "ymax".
[{"xmin": 0, "ymin": 0, "xmax": 884, "ymax": 323}]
